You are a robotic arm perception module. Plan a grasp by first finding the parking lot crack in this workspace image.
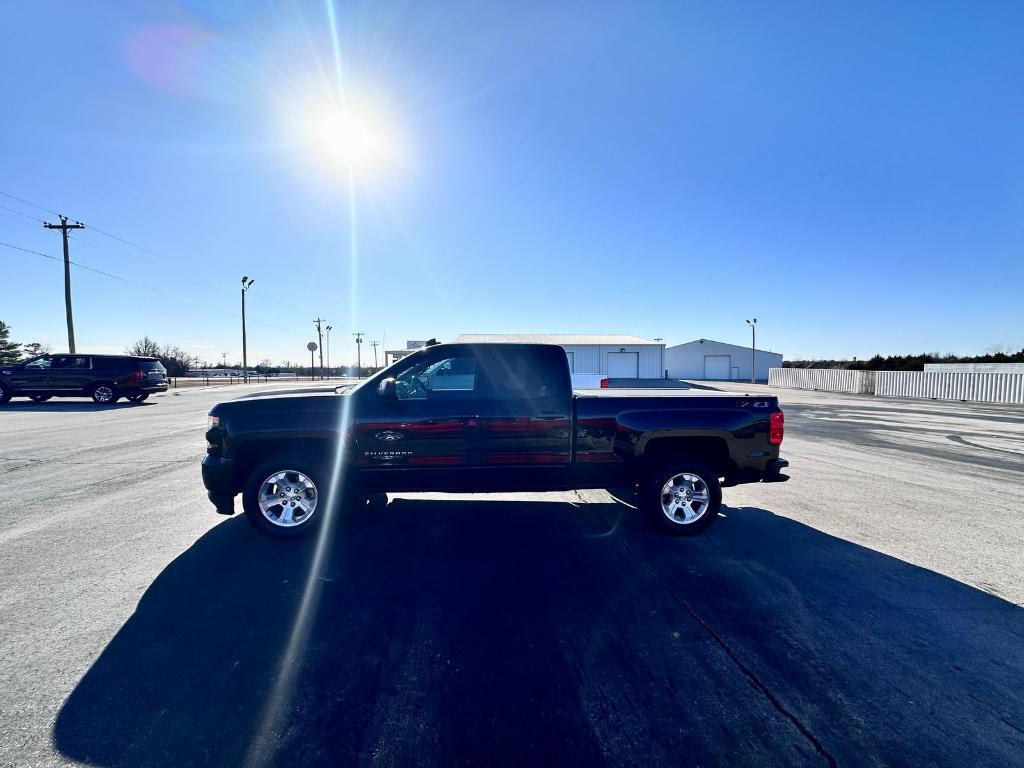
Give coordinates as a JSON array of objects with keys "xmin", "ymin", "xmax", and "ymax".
[{"xmin": 611, "ymin": 531, "xmax": 839, "ymax": 768}]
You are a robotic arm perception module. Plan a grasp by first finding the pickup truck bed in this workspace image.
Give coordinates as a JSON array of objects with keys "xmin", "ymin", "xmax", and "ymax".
[{"xmin": 202, "ymin": 343, "xmax": 788, "ymax": 538}]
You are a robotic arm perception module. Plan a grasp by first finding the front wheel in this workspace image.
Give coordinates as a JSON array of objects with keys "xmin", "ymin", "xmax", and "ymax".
[
  {"xmin": 242, "ymin": 459, "xmax": 332, "ymax": 538},
  {"xmin": 0, "ymin": 382, "xmax": 11, "ymax": 404},
  {"xmin": 641, "ymin": 460, "xmax": 722, "ymax": 536}
]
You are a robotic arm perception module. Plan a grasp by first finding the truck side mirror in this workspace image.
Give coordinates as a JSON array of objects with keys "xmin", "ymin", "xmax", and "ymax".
[{"xmin": 378, "ymin": 377, "xmax": 397, "ymax": 399}]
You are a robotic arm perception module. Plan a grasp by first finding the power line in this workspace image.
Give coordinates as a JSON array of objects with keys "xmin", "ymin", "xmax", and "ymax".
[
  {"xmin": 0, "ymin": 188, "xmax": 163, "ymax": 260},
  {"xmin": 0, "ymin": 204, "xmax": 43, "ymax": 223},
  {"xmin": 0, "ymin": 239, "xmax": 308, "ymax": 338},
  {"xmin": 0, "ymin": 190, "xmax": 60, "ymax": 217}
]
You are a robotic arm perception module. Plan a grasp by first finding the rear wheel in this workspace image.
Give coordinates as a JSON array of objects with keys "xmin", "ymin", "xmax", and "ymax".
[
  {"xmin": 29, "ymin": 394, "xmax": 52, "ymax": 403},
  {"xmin": 242, "ymin": 459, "xmax": 333, "ymax": 538},
  {"xmin": 91, "ymin": 383, "xmax": 118, "ymax": 405},
  {"xmin": 641, "ymin": 460, "xmax": 722, "ymax": 536},
  {"xmin": 0, "ymin": 382, "xmax": 11, "ymax": 404},
  {"xmin": 127, "ymin": 393, "xmax": 149, "ymax": 403}
]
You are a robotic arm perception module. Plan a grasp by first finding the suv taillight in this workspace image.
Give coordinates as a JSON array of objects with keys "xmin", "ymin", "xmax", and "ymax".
[
  {"xmin": 600, "ymin": 378, "xmax": 609, "ymax": 388},
  {"xmin": 126, "ymin": 369, "xmax": 142, "ymax": 384},
  {"xmin": 769, "ymin": 410, "xmax": 784, "ymax": 445}
]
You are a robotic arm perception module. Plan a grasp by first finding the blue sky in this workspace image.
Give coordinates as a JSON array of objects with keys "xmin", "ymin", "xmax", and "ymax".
[{"xmin": 1, "ymin": 0, "xmax": 1021, "ymax": 364}]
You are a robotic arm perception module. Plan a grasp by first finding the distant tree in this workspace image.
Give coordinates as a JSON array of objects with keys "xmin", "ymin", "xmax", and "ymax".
[
  {"xmin": 126, "ymin": 336, "xmax": 161, "ymax": 358},
  {"xmin": 784, "ymin": 348, "xmax": 1024, "ymax": 370},
  {"xmin": 125, "ymin": 337, "xmax": 193, "ymax": 376},
  {"xmin": 21, "ymin": 341, "xmax": 52, "ymax": 359},
  {"xmin": 0, "ymin": 321, "xmax": 20, "ymax": 365}
]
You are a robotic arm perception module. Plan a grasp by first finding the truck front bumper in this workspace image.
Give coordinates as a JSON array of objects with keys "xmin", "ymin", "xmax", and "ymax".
[{"xmin": 202, "ymin": 455, "xmax": 236, "ymax": 515}]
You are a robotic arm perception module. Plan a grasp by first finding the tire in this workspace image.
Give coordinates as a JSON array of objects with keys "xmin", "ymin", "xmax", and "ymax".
[
  {"xmin": 29, "ymin": 394, "xmax": 52, "ymax": 403},
  {"xmin": 242, "ymin": 458, "xmax": 333, "ymax": 538},
  {"xmin": 641, "ymin": 460, "xmax": 722, "ymax": 536},
  {"xmin": 0, "ymin": 382, "xmax": 11, "ymax": 404},
  {"xmin": 90, "ymin": 383, "xmax": 118, "ymax": 405},
  {"xmin": 127, "ymin": 393, "xmax": 149, "ymax": 403}
]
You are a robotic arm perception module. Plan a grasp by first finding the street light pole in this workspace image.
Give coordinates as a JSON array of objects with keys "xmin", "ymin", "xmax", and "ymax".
[
  {"xmin": 745, "ymin": 318, "xmax": 757, "ymax": 384},
  {"xmin": 241, "ymin": 276, "xmax": 254, "ymax": 383},
  {"xmin": 326, "ymin": 325, "xmax": 333, "ymax": 378}
]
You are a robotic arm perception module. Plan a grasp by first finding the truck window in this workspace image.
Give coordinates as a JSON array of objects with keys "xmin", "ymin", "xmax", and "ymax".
[
  {"xmin": 481, "ymin": 348, "xmax": 564, "ymax": 399},
  {"xmin": 393, "ymin": 354, "xmax": 479, "ymax": 400}
]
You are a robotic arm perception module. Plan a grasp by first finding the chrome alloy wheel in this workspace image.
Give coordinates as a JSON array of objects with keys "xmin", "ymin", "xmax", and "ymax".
[
  {"xmin": 659, "ymin": 472, "xmax": 711, "ymax": 525},
  {"xmin": 93, "ymin": 385, "xmax": 115, "ymax": 403},
  {"xmin": 257, "ymin": 470, "xmax": 318, "ymax": 528}
]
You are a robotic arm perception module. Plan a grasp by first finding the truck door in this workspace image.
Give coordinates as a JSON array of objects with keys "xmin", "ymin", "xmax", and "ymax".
[
  {"xmin": 478, "ymin": 346, "xmax": 573, "ymax": 474},
  {"xmin": 354, "ymin": 347, "xmax": 486, "ymax": 490}
]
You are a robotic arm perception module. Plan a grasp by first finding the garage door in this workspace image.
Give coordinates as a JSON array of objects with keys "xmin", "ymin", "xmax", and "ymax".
[
  {"xmin": 704, "ymin": 355, "xmax": 730, "ymax": 379},
  {"xmin": 607, "ymin": 352, "xmax": 639, "ymax": 378}
]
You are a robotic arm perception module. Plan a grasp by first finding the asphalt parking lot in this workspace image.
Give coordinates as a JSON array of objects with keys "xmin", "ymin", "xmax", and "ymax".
[{"xmin": 1, "ymin": 383, "xmax": 1022, "ymax": 767}]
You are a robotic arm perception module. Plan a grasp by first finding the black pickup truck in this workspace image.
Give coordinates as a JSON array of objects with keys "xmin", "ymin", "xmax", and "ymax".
[{"xmin": 202, "ymin": 343, "xmax": 788, "ymax": 538}]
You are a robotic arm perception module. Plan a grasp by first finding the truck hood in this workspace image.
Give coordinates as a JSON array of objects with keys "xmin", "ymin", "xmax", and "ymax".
[{"xmin": 209, "ymin": 388, "xmax": 350, "ymax": 418}]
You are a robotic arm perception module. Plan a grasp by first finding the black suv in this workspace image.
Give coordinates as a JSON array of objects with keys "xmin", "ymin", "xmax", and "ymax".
[{"xmin": 0, "ymin": 354, "xmax": 168, "ymax": 405}]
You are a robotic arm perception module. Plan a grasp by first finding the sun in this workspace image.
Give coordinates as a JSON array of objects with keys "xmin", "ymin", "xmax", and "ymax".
[
  {"xmin": 283, "ymin": 94, "xmax": 403, "ymax": 180},
  {"xmin": 305, "ymin": 108, "xmax": 377, "ymax": 167}
]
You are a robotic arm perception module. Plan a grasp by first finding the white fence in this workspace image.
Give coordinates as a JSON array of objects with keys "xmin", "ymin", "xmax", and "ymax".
[
  {"xmin": 875, "ymin": 371, "xmax": 1024, "ymax": 404},
  {"xmin": 768, "ymin": 368, "xmax": 1024, "ymax": 405},
  {"xmin": 768, "ymin": 368, "xmax": 874, "ymax": 394}
]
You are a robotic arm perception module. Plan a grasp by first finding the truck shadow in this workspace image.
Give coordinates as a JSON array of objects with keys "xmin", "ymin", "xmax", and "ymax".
[{"xmin": 54, "ymin": 499, "xmax": 1024, "ymax": 768}]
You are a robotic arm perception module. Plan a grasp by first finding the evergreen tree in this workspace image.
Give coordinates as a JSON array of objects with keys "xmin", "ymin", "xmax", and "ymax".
[{"xmin": 0, "ymin": 321, "xmax": 21, "ymax": 365}]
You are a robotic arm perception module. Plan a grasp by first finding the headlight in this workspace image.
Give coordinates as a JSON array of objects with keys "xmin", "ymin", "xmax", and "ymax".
[{"xmin": 208, "ymin": 415, "xmax": 220, "ymax": 429}]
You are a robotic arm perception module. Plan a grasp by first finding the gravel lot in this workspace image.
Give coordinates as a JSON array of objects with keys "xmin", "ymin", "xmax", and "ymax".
[{"xmin": 1, "ymin": 383, "xmax": 1022, "ymax": 767}]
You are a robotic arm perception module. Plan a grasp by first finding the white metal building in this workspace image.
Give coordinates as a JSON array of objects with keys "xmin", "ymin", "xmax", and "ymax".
[
  {"xmin": 665, "ymin": 338, "xmax": 783, "ymax": 382},
  {"xmin": 455, "ymin": 334, "xmax": 665, "ymax": 379}
]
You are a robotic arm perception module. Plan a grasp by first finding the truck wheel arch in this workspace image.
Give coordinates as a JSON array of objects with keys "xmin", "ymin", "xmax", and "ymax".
[
  {"xmin": 640, "ymin": 435, "xmax": 732, "ymax": 479},
  {"xmin": 231, "ymin": 437, "xmax": 336, "ymax": 492}
]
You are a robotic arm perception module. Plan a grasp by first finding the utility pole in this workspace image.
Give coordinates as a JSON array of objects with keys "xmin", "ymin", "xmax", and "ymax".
[
  {"xmin": 241, "ymin": 276, "xmax": 254, "ymax": 383},
  {"xmin": 313, "ymin": 318, "xmax": 325, "ymax": 379},
  {"xmin": 353, "ymin": 332, "xmax": 364, "ymax": 374},
  {"xmin": 43, "ymin": 215, "xmax": 85, "ymax": 353},
  {"xmin": 325, "ymin": 325, "xmax": 333, "ymax": 378},
  {"xmin": 745, "ymin": 318, "xmax": 757, "ymax": 384},
  {"xmin": 221, "ymin": 352, "xmax": 228, "ymax": 369},
  {"xmin": 370, "ymin": 340, "xmax": 380, "ymax": 369}
]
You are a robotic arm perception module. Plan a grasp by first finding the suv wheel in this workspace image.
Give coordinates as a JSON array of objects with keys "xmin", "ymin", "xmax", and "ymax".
[
  {"xmin": 0, "ymin": 382, "xmax": 11, "ymax": 404},
  {"xmin": 91, "ymin": 384, "xmax": 117, "ymax": 404},
  {"xmin": 127, "ymin": 393, "xmax": 149, "ymax": 403},
  {"xmin": 242, "ymin": 459, "xmax": 332, "ymax": 538},
  {"xmin": 29, "ymin": 394, "xmax": 52, "ymax": 403},
  {"xmin": 641, "ymin": 460, "xmax": 722, "ymax": 536}
]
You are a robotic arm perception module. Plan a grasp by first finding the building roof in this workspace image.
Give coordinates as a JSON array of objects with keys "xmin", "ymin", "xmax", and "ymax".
[
  {"xmin": 455, "ymin": 334, "xmax": 663, "ymax": 346},
  {"xmin": 666, "ymin": 338, "xmax": 780, "ymax": 355}
]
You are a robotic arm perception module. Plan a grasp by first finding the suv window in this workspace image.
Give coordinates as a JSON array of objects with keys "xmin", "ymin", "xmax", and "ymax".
[
  {"xmin": 51, "ymin": 356, "xmax": 90, "ymax": 370},
  {"xmin": 93, "ymin": 357, "xmax": 133, "ymax": 372},
  {"xmin": 393, "ymin": 354, "xmax": 479, "ymax": 400},
  {"xmin": 140, "ymin": 360, "xmax": 166, "ymax": 373},
  {"xmin": 24, "ymin": 356, "xmax": 52, "ymax": 369}
]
